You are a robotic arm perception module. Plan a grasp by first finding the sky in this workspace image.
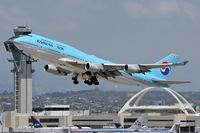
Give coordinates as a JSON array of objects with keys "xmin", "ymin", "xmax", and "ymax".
[{"xmin": 0, "ymin": 0, "xmax": 200, "ymax": 94}]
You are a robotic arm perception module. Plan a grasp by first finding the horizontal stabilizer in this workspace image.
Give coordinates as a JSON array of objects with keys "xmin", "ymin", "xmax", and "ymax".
[{"xmin": 153, "ymin": 80, "xmax": 191, "ymax": 84}]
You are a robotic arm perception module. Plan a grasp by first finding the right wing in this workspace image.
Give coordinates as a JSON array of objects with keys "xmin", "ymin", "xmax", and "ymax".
[{"xmin": 103, "ymin": 61, "xmax": 189, "ymax": 74}]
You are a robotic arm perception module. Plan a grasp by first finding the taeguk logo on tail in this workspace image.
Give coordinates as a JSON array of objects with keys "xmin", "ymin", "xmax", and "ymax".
[{"xmin": 160, "ymin": 62, "xmax": 170, "ymax": 75}]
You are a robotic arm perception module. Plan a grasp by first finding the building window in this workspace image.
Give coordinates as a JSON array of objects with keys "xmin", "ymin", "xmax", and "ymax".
[
  {"xmin": 47, "ymin": 125, "xmax": 58, "ymax": 127},
  {"xmin": 45, "ymin": 107, "xmax": 69, "ymax": 111},
  {"xmin": 124, "ymin": 118, "xmax": 137, "ymax": 123},
  {"xmin": 73, "ymin": 119, "xmax": 113, "ymax": 122},
  {"xmin": 40, "ymin": 118, "xmax": 59, "ymax": 123}
]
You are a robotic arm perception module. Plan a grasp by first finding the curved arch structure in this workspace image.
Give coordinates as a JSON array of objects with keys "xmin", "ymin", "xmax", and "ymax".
[{"xmin": 118, "ymin": 87, "xmax": 196, "ymax": 115}]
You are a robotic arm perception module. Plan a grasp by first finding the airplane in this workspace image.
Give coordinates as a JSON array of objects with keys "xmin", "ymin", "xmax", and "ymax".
[
  {"xmin": 70, "ymin": 116, "xmax": 180, "ymax": 133},
  {"xmin": 70, "ymin": 124, "xmax": 180, "ymax": 133},
  {"xmin": 4, "ymin": 27, "xmax": 190, "ymax": 87},
  {"xmin": 70, "ymin": 125, "xmax": 180, "ymax": 133},
  {"xmin": 70, "ymin": 120, "xmax": 180, "ymax": 133}
]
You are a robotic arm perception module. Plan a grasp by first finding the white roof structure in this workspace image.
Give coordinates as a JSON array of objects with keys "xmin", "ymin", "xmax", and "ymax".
[{"xmin": 118, "ymin": 87, "xmax": 196, "ymax": 115}]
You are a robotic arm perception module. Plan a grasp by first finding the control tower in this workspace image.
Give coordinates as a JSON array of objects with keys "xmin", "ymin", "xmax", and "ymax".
[{"xmin": 4, "ymin": 26, "xmax": 36, "ymax": 113}]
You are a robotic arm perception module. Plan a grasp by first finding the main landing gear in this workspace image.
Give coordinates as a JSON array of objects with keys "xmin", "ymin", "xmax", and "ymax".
[
  {"xmin": 72, "ymin": 76, "xmax": 79, "ymax": 84},
  {"xmin": 84, "ymin": 76, "xmax": 99, "ymax": 86},
  {"xmin": 72, "ymin": 75, "xmax": 99, "ymax": 85}
]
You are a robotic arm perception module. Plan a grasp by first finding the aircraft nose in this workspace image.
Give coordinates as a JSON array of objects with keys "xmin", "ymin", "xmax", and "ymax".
[
  {"xmin": 4, "ymin": 41, "xmax": 12, "ymax": 52},
  {"xmin": 4, "ymin": 40, "xmax": 14, "ymax": 45},
  {"xmin": 4, "ymin": 37, "xmax": 17, "ymax": 52}
]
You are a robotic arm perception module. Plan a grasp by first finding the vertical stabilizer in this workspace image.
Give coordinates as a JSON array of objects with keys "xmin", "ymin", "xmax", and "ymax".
[
  {"xmin": 130, "ymin": 114, "xmax": 146, "ymax": 129},
  {"xmin": 148, "ymin": 53, "xmax": 180, "ymax": 80},
  {"xmin": 169, "ymin": 123, "xmax": 180, "ymax": 133},
  {"xmin": 31, "ymin": 116, "xmax": 43, "ymax": 128}
]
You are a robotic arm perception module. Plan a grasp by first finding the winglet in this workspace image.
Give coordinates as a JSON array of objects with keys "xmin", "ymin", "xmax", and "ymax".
[
  {"xmin": 176, "ymin": 61, "xmax": 189, "ymax": 66},
  {"xmin": 173, "ymin": 61, "xmax": 189, "ymax": 66},
  {"xmin": 169, "ymin": 123, "xmax": 181, "ymax": 132}
]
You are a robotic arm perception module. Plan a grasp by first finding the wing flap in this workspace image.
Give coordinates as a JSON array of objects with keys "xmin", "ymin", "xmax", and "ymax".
[
  {"xmin": 103, "ymin": 64, "xmax": 125, "ymax": 71},
  {"xmin": 58, "ymin": 58, "xmax": 86, "ymax": 65},
  {"xmin": 153, "ymin": 80, "xmax": 191, "ymax": 84}
]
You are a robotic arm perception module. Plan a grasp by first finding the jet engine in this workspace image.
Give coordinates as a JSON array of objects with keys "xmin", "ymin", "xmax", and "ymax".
[
  {"xmin": 85, "ymin": 63, "xmax": 103, "ymax": 72},
  {"xmin": 44, "ymin": 64, "xmax": 67, "ymax": 75},
  {"xmin": 124, "ymin": 64, "xmax": 141, "ymax": 73}
]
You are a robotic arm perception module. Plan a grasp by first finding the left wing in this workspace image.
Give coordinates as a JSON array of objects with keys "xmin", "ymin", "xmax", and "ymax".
[{"xmin": 58, "ymin": 57, "xmax": 188, "ymax": 75}]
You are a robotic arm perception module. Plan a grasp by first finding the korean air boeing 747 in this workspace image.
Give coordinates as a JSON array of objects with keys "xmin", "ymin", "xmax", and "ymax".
[{"xmin": 4, "ymin": 27, "xmax": 190, "ymax": 87}]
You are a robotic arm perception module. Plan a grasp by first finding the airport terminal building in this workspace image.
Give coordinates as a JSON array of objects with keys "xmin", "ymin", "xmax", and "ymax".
[
  {"xmin": 2, "ymin": 109, "xmax": 200, "ymax": 133},
  {"xmin": 1, "ymin": 85, "xmax": 200, "ymax": 133}
]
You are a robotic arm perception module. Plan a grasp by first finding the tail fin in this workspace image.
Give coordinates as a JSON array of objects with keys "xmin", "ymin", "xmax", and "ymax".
[
  {"xmin": 148, "ymin": 53, "xmax": 180, "ymax": 80},
  {"xmin": 31, "ymin": 116, "xmax": 43, "ymax": 128},
  {"xmin": 130, "ymin": 115, "xmax": 146, "ymax": 129},
  {"xmin": 0, "ymin": 112, "xmax": 7, "ymax": 128},
  {"xmin": 0, "ymin": 115, "xmax": 3, "ymax": 128},
  {"xmin": 169, "ymin": 123, "xmax": 180, "ymax": 133}
]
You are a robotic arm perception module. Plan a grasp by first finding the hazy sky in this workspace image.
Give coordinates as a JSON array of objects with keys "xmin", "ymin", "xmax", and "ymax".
[{"xmin": 0, "ymin": 0, "xmax": 200, "ymax": 94}]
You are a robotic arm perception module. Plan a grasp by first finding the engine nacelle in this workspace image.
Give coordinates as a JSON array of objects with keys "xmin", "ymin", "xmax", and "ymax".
[
  {"xmin": 85, "ymin": 63, "xmax": 103, "ymax": 72},
  {"xmin": 44, "ymin": 64, "xmax": 66, "ymax": 75},
  {"xmin": 124, "ymin": 64, "xmax": 141, "ymax": 73}
]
